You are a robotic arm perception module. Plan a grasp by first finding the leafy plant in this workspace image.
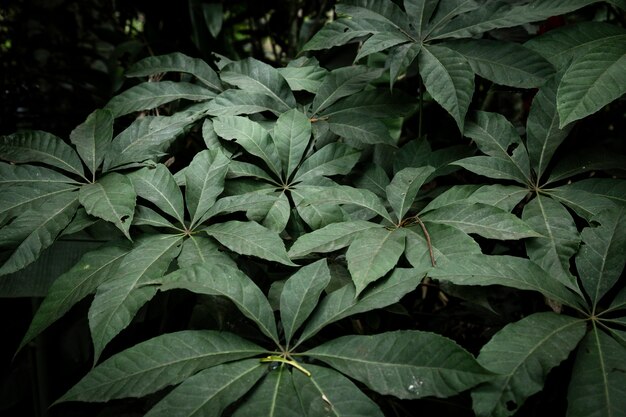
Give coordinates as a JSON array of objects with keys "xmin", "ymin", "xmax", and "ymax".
[{"xmin": 1, "ymin": 0, "xmax": 625, "ymax": 416}]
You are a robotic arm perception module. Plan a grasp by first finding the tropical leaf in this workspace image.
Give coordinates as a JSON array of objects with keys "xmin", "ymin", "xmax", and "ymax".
[
  {"xmin": 204, "ymin": 192, "xmax": 278, "ymax": 219},
  {"xmin": 291, "ymin": 186, "xmax": 346, "ymax": 230},
  {"xmin": 452, "ymin": 156, "xmax": 529, "ymax": 183},
  {"xmin": 311, "ymin": 66, "xmax": 384, "ymax": 115},
  {"xmin": 302, "ymin": 19, "xmax": 388, "ymax": 52},
  {"xmin": 79, "ymin": 173, "xmax": 136, "ymax": 239},
  {"xmin": 545, "ymin": 148, "xmax": 626, "ymax": 185},
  {"xmin": 288, "ymin": 220, "xmax": 380, "ymax": 258},
  {"xmin": 387, "ymin": 42, "xmax": 422, "ymax": 88},
  {"xmin": 262, "ymin": 191, "xmax": 290, "ymax": 232},
  {"xmin": 57, "ymin": 330, "xmax": 265, "ymax": 402},
  {"xmin": 547, "ymin": 186, "xmax": 618, "ymax": 222},
  {"xmin": 277, "ymin": 63, "xmax": 328, "ymax": 93},
  {"xmin": 562, "ymin": 178, "xmax": 626, "ymax": 207},
  {"xmin": 273, "ymin": 109, "xmax": 311, "ymax": 179},
  {"xmin": 204, "ymin": 220, "xmax": 296, "ymax": 266},
  {"xmin": 69, "ymin": 109, "xmax": 114, "ymax": 178},
  {"xmin": 472, "ymin": 312, "xmax": 587, "ymax": 417},
  {"xmin": 306, "ymin": 330, "xmax": 493, "ymax": 399},
  {"xmin": 385, "ymin": 166, "xmax": 434, "ymax": 221},
  {"xmin": 293, "ymin": 143, "xmax": 361, "ymax": 184},
  {"xmin": 320, "ymin": 89, "xmax": 417, "ymax": 118},
  {"xmin": 206, "ymin": 89, "xmax": 286, "ymax": 116},
  {"xmin": 0, "ymin": 162, "xmax": 79, "ymax": 188},
  {"xmin": 297, "ymin": 185, "xmax": 392, "ymax": 223},
  {"xmin": 0, "ymin": 184, "xmax": 79, "ymax": 225},
  {"xmin": 145, "ymin": 359, "xmax": 265, "ymax": 417},
  {"xmin": 404, "ymin": 0, "xmax": 438, "ymax": 38},
  {"xmin": 418, "ymin": 44, "xmax": 474, "ymax": 131},
  {"xmin": 132, "ymin": 205, "xmax": 180, "ymax": 230},
  {"xmin": 280, "ymin": 259, "xmax": 331, "ymax": 346},
  {"xmin": 424, "ymin": 0, "xmax": 480, "ymax": 38},
  {"xmin": 328, "ymin": 113, "xmax": 395, "ymax": 146},
  {"xmin": 185, "ymin": 148, "xmax": 230, "ymax": 227},
  {"xmin": 355, "ymin": 31, "xmax": 411, "ymax": 61},
  {"xmin": 177, "ymin": 235, "xmax": 236, "ymax": 269},
  {"xmin": 0, "ymin": 131, "xmax": 85, "ymax": 179},
  {"xmin": 337, "ymin": 0, "xmax": 412, "ymax": 34},
  {"xmin": 128, "ymin": 164, "xmax": 185, "ymax": 225}
]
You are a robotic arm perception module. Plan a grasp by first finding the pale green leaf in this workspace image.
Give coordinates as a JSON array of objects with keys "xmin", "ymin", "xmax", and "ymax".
[
  {"xmin": 445, "ymin": 39, "xmax": 554, "ymax": 88},
  {"xmin": 277, "ymin": 65, "xmax": 328, "ymax": 93},
  {"xmin": 221, "ymin": 58, "xmax": 296, "ymax": 112},
  {"xmin": 280, "ymin": 259, "xmax": 331, "ymax": 345},
  {"xmin": 386, "ymin": 166, "xmax": 434, "ymax": 221},
  {"xmin": 88, "ymin": 234, "xmax": 183, "ymax": 362},
  {"xmin": 204, "ymin": 192, "xmax": 278, "ymax": 219},
  {"xmin": 206, "ymin": 89, "xmax": 285, "ymax": 116},
  {"xmin": 293, "ymin": 364, "xmax": 384, "ymax": 417},
  {"xmin": 472, "ymin": 312, "xmax": 586, "ymax": 417},
  {"xmin": 128, "ymin": 164, "xmax": 185, "ymax": 225},
  {"xmin": 288, "ymin": 220, "xmax": 381, "ymax": 258},
  {"xmin": 419, "ymin": 185, "xmax": 480, "ymax": 213},
  {"xmin": 452, "ymin": 156, "xmax": 528, "ymax": 183},
  {"xmin": 0, "ymin": 184, "xmax": 79, "ymax": 225},
  {"xmin": 306, "ymin": 330, "xmax": 493, "ymax": 399},
  {"xmin": 547, "ymin": 187, "xmax": 617, "ymax": 222},
  {"xmin": 557, "ymin": 38, "xmax": 626, "ymax": 127},
  {"xmin": 145, "ymin": 359, "xmax": 265, "ymax": 417},
  {"xmin": 429, "ymin": 254, "xmax": 585, "ymax": 309},
  {"xmin": 132, "ymin": 205, "xmax": 180, "ymax": 230},
  {"xmin": 273, "ymin": 109, "xmax": 311, "ymax": 179},
  {"xmin": 312, "ymin": 66, "xmax": 384, "ymax": 115},
  {"xmin": 126, "ymin": 52, "xmax": 223, "ymax": 91},
  {"xmin": 577, "ymin": 206, "xmax": 626, "ymax": 308},
  {"xmin": 262, "ymin": 191, "xmax": 290, "ymax": 232},
  {"xmin": 291, "ymin": 185, "xmax": 349, "ymax": 230},
  {"xmin": 523, "ymin": 195, "xmax": 581, "ymax": 292},
  {"xmin": 204, "ymin": 220, "xmax": 296, "ymax": 266},
  {"xmin": 418, "ymin": 44, "xmax": 474, "ymax": 132},
  {"xmin": 177, "ymin": 235, "xmax": 236, "ymax": 269},
  {"xmin": 159, "ymin": 262, "xmax": 279, "ymax": 345},
  {"xmin": 227, "ymin": 160, "xmax": 276, "ymax": 183},
  {"xmin": 467, "ymin": 184, "xmax": 528, "ymax": 212},
  {"xmin": 79, "ymin": 173, "xmax": 136, "ymax": 239},
  {"xmin": 1, "ymin": 131, "xmax": 85, "ymax": 179},
  {"xmin": 69, "ymin": 109, "xmax": 114, "ymax": 177},
  {"xmin": 185, "ymin": 148, "xmax": 230, "ymax": 227},
  {"xmin": 329, "ymin": 113, "xmax": 395, "ymax": 146},
  {"xmin": 57, "ymin": 330, "xmax": 265, "ymax": 402},
  {"xmin": 203, "ymin": 3, "xmax": 223, "ymax": 37},
  {"xmin": 293, "ymin": 143, "xmax": 360, "ymax": 184},
  {"xmin": 0, "ymin": 162, "xmax": 80, "ymax": 188},
  {"xmin": 567, "ymin": 326, "xmax": 626, "ymax": 417},
  {"xmin": 297, "ymin": 185, "xmax": 392, "ymax": 223}
]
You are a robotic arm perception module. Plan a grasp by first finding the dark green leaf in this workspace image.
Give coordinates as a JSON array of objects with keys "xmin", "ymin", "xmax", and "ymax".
[
  {"xmin": 273, "ymin": 109, "xmax": 311, "ymax": 179},
  {"xmin": 185, "ymin": 149, "xmax": 230, "ymax": 227},
  {"xmin": 312, "ymin": 66, "xmax": 384, "ymax": 115},
  {"xmin": 206, "ymin": 89, "xmax": 286, "ymax": 116},
  {"xmin": 128, "ymin": 164, "xmax": 185, "ymax": 225},
  {"xmin": 328, "ymin": 113, "xmax": 395, "ymax": 146},
  {"xmin": 69, "ymin": 109, "xmax": 114, "ymax": 177},
  {"xmin": 233, "ymin": 366, "xmax": 303, "ymax": 417},
  {"xmin": 293, "ymin": 143, "xmax": 361, "ymax": 184}
]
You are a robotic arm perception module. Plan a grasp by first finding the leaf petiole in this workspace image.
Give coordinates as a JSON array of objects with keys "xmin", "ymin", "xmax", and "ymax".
[{"xmin": 260, "ymin": 355, "xmax": 312, "ymax": 377}]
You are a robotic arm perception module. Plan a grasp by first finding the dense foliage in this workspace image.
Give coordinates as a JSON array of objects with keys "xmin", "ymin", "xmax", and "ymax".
[{"xmin": 1, "ymin": 1, "xmax": 625, "ymax": 416}]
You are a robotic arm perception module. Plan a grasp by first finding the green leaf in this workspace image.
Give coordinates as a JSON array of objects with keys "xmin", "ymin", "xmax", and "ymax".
[
  {"xmin": 337, "ymin": 0, "xmax": 412, "ymax": 34},
  {"xmin": 386, "ymin": 166, "xmax": 435, "ymax": 221},
  {"xmin": 277, "ymin": 64, "xmax": 328, "ymax": 93},
  {"xmin": 288, "ymin": 220, "xmax": 381, "ymax": 258},
  {"xmin": 0, "ymin": 162, "xmax": 80, "ymax": 188},
  {"xmin": 202, "ymin": 2, "xmax": 223, "ymax": 38},
  {"xmin": 355, "ymin": 31, "xmax": 411, "ymax": 61},
  {"xmin": 125, "ymin": 52, "xmax": 223, "ymax": 92},
  {"xmin": 453, "ymin": 156, "xmax": 529, "ymax": 183},
  {"xmin": 69, "ymin": 109, "xmax": 114, "ymax": 177},
  {"xmin": 546, "ymin": 148, "xmax": 626, "ymax": 185},
  {"xmin": 355, "ymin": 164, "xmax": 390, "ymax": 198},
  {"xmin": 213, "ymin": 115, "xmax": 282, "ymax": 177},
  {"xmin": 567, "ymin": 326, "xmax": 626, "ymax": 417},
  {"xmin": 204, "ymin": 220, "xmax": 296, "ymax": 266},
  {"xmin": 293, "ymin": 143, "xmax": 361, "ymax": 184},
  {"xmin": 280, "ymin": 259, "xmax": 331, "ymax": 346},
  {"xmin": 57, "ymin": 330, "xmax": 265, "ymax": 402},
  {"xmin": 291, "ymin": 185, "xmax": 350, "ymax": 230},
  {"xmin": 297, "ymin": 185, "xmax": 392, "ymax": 223},
  {"xmin": 525, "ymin": 22, "xmax": 626, "ymax": 69},
  {"xmin": 421, "ymin": 202, "xmax": 540, "ymax": 240},
  {"xmin": 523, "ymin": 195, "xmax": 581, "ymax": 292},
  {"xmin": 185, "ymin": 149, "xmax": 230, "ymax": 227},
  {"xmin": 0, "ymin": 192, "xmax": 79, "ymax": 276},
  {"xmin": 273, "ymin": 109, "xmax": 311, "ymax": 179},
  {"xmin": 204, "ymin": 192, "xmax": 278, "ymax": 219},
  {"xmin": 262, "ymin": 191, "xmax": 290, "ymax": 232},
  {"xmin": 312, "ymin": 66, "xmax": 384, "ymax": 115},
  {"xmin": 177, "ymin": 235, "xmax": 236, "ymax": 269},
  {"xmin": 526, "ymin": 74, "xmax": 573, "ymax": 180},
  {"xmin": 429, "ymin": 254, "xmax": 585, "ymax": 309},
  {"xmin": 328, "ymin": 112, "xmax": 396, "ymax": 146},
  {"xmin": 577, "ymin": 206, "xmax": 626, "ymax": 308},
  {"xmin": 418, "ymin": 44, "xmax": 474, "ymax": 132},
  {"xmin": 88, "ymin": 234, "xmax": 183, "ymax": 362},
  {"xmin": 347, "ymin": 227, "xmax": 406, "ymax": 295},
  {"xmin": 105, "ymin": 81, "xmax": 215, "ymax": 117},
  {"xmin": 466, "ymin": 184, "xmax": 528, "ymax": 212},
  {"xmin": 145, "ymin": 359, "xmax": 265, "ymax": 417},
  {"xmin": 293, "ymin": 364, "xmax": 384, "ymax": 417},
  {"xmin": 132, "ymin": 205, "xmax": 180, "ymax": 230},
  {"xmin": 463, "ymin": 111, "xmax": 532, "ymax": 184},
  {"xmin": 79, "ymin": 173, "xmax": 136, "ymax": 239},
  {"xmin": 227, "ymin": 160, "xmax": 276, "ymax": 183},
  {"xmin": 221, "ymin": 58, "xmax": 296, "ymax": 112},
  {"xmin": 159, "ymin": 262, "xmax": 279, "ymax": 345},
  {"xmin": 404, "ymin": 0, "xmax": 438, "ymax": 38},
  {"xmin": 306, "ymin": 330, "xmax": 493, "ymax": 399},
  {"xmin": 472, "ymin": 312, "xmax": 586, "ymax": 417},
  {"xmin": 557, "ymin": 37, "xmax": 626, "ymax": 127},
  {"xmin": 547, "ymin": 187, "xmax": 618, "ymax": 222},
  {"xmin": 233, "ymin": 365, "xmax": 303, "ymax": 417},
  {"xmin": 424, "ymin": 0, "xmax": 480, "ymax": 39},
  {"xmin": 128, "ymin": 164, "xmax": 185, "ymax": 225},
  {"xmin": 444, "ymin": 39, "xmax": 554, "ymax": 88},
  {"xmin": 297, "ymin": 268, "xmax": 424, "ymax": 346},
  {"xmin": 17, "ymin": 244, "xmax": 129, "ymax": 352},
  {"xmin": 302, "ymin": 19, "xmax": 386, "ymax": 52},
  {"xmin": 562, "ymin": 179, "xmax": 626, "ymax": 208},
  {"xmin": 0, "ymin": 184, "xmax": 79, "ymax": 225},
  {"xmin": 387, "ymin": 43, "xmax": 422, "ymax": 88},
  {"xmin": 206, "ymin": 89, "xmax": 286, "ymax": 116},
  {"xmin": 320, "ymin": 89, "xmax": 417, "ymax": 119},
  {"xmin": 1, "ymin": 131, "xmax": 85, "ymax": 179}
]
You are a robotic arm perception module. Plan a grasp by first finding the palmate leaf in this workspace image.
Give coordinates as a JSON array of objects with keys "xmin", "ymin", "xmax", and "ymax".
[
  {"xmin": 320, "ymin": 89, "xmax": 416, "ymax": 119},
  {"xmin": 337, "ymin": 0, "xmax": 412, "ymax": 34},
  {"xmin": 355, "ymin": 164, "xmax": 390, "ymax": 198},
  {"xmin": 354, "ymin": 31, "xmax": 411, "ymax": 61},
  {"xmin": 567, "ymin": 326, "xmax": 626, "ymax": 417},
  {"xmin": 213, "ymin": 115, "xmax": 282, "ymax": 177},
  {"xmin": 347, "ymin": 227, "xmax": 406, "ymax": 295},
  {"xmin": 262, "ymin": 191, "xmax": 290, "ymax": 232},
  {"xmin": 522, "ymin": 195, "xmax": 581, "ymax": 292},
  {"xmin": 128, "ymin": 164, "xmax": 185, "ymax": 225},
  {"xmin": 545, "ymin": 148, "xmax": 626, "ymax": 186},
  {"xmin": 132, "ymin": 205, "xmax": 180, "ymax": 230},
  {"xmin": 17, "ymin": 244, "xmax": 130, "ymax": 353},
  {"xmin": 306, "ymin": 330, "xmax": 493, "ymax": 399},
  {"xmin": 424, "ymin": 0, "xmax": 480, "ymax": 39},
  {"xmin": 177, "ymin": 236, "xmax": 237, "ymax": 269},
  {"xmin": 557, "ymin": 37, "xmax": 626, "ymax": 127},
  {"xmin": 204, "ymin": 220, "xmax": 296, "ymax": 266},
  {"xmin": 69, "ymin": 109, "xmax": 114, "ymax": 178},
  {"xmin": 57, "ymin": 330, "xmax": 265, "ymax": 403},
  {"xmin": 296, "ymin": 268, "xmax": 424, "ymax": 347},
  {"xmin": 185, "ymin": 148, "xmax": 230, "ymax": 228},
  {"xmin": 288, "ymin": 220, "xmax": 380, "ymax": 258},
  {"xmin": 418, "ymin": 44, "xmax": 474, "ymax": 132},
  {"xmin": 233, "ymin": 365, "xmax": 303, "ymax": 417},
  {"xmin": 403, "ymin": 0, "xmax": 438, "ymax": 38},
  {"xmin": 386, "ymin": 166, "xmax": 435, "ymax": 221},
  {"xmin": 206, "ymin": 90, "xmax": 285, "ymax": 116},
  {"xmin": 547, "ymin": 187, "xmax": 617, "ymax": 222},
  {"xmin": 387, "ymin": 43, "xmax": 422, "ymax": 88},
  {"xmin": 311, "ymin": 66, "xmax": 384, "ymax": 115},
  {"xmin": 277, "ymin": 62, "xmax": 328, "ymax": 93},
  {"xmin": 0, "ymin": 184, "xmax": 79, "ymax": 226},
  {"xmin": 88, "ymin": 234, "xmax": 183, "ymax": 362},
  {"xmin": 472, "ymin": 312, "xmax": 586, "ymax": 417},
  {"xmin": 452, "ymin": 155, "xmax": 527, "ymax": 183},
  {"xmin": 445, "ymin": 39, "xmax": 554, "ymax": 88},
  {"xmin": 297, "ymin": 185, "xmax": 392, "ymax": 223},
  {"xmin": 145, "ymin": 359, "xmax": 265, "ymax": 417},
  {"xmin": 293, "ymin": 364, "xmax": 384, "ymax": 417},
  {"xmin": 563, "ymin": 178, "xmax": 626, "ymax": 208},
  {"xmin": 291, "ymin": 185, "xmax": 347, "ymax": 230},
  {"xmin": 429, "ymin": 254, "xmax": 585, "ymax": 309},
  {"xmin": 293, "ymin": 142, "xmax": 361, "ymax": 184},
  {"xmin": 273, "ymin": 109, "xmax": 311, "ymax": 179},
  {"xmin": 221, "ymin": 58, "xmax": 296, "ymax": 112},
  {"xmin": 576, "ymin": 206, "xmax": 626, "ymax": 309},
  {"xmin": 0, "ymin": 131, "xmax": 86, "ymax": 179},
  {"xmin": 302, "ymin": 19, "xmax": 386, "ymax": 52},
  {"xmin": 79, "ymin": 173, "xmax": 137, "ymax": 240},
  {"xmin": 159, "ymin": 262, "xmax": 279, "ymax": 345},
  {"xmin": 0, "ymin": 192, "xmax": 79, "ymax": 276},
  {"xmin": 280, "ymin": 260, "xmax": 331, "ymax": 346},
  {"xmin": 125, "ymin": 52, "xmax": 223, "ymax": 92},
  {"xmin": 0, "ymin": 162, "xmax": 80, "ymax": 188},
  {"xmin": 328, "ymin": 112, "xmax": 396, "ymax": 146}
]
